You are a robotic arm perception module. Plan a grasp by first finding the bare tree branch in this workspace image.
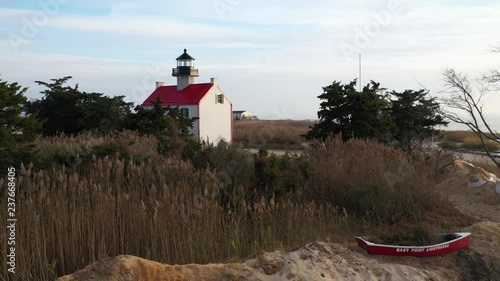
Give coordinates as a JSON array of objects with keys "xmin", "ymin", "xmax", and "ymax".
[
  {"xmin": 440, "ymin": 68, "xmax": 500, "ymax": 169},
  {"xmin": 481, "ymin": 69, "xmax": 500, "ymax": 85},
  {"xmin": 481, "ymin": 45, "xmax": 500, "ymax": 87}
]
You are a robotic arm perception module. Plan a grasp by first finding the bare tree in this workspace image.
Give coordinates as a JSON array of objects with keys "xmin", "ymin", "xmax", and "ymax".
[
  {"xmin": 440, "ymin": 47, "xmax": 500, "ymax": 168},
  {"xmin": 480, "ymin": 46, "xmax": 500, "ymax": 86}
]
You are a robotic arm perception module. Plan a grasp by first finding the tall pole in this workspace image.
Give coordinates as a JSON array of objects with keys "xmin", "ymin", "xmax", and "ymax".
[{"xmin": 359, "ymin": 53, "xmax": 362, "ymax": 92}]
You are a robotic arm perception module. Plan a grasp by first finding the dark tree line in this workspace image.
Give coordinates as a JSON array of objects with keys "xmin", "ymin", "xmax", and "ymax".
[
  {"xmin": 303, "ymin": 79, "xmax": 447, "ymax": 157},
  {"xmin": 0, "ymin": 76, "xmax": 199, "ymax": 172},
  {"xmin": 28, "ymin": 76, "xmax": 134, "ymax": 136}
]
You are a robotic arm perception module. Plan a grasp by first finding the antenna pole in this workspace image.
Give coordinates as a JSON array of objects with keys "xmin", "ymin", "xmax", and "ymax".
[{"xmin": 359, "ymin": 53, "xmax": 362, "ymax": 92}]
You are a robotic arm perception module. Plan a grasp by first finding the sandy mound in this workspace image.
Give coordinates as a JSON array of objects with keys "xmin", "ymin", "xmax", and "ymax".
[
  {"xmin": 57, "ymin": 256, "xmax": 253, "ymax": 281},
  {"xmin": 438, "ymin": 158, "xmax": 500, "ymax": 221},
  {"xmin": 59, "ymin": 222, "xmax": 500, "ymax": 281},
  {"xmin": 245, "ymin": 242, "xmax": 454, "ymax": 281},
  {"xmin": 454, "ymin": 159, "xmax": 498, "ymax": 185},
  {"xmin": 57, "ymin": 243, "xmax": 450, "ymax": 281}
]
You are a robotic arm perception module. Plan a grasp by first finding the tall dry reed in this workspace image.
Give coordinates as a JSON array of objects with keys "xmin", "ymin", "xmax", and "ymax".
[
  {"xmin": 0, "ymin": 133, "xmax": 470, "ymax": 280},
  {"xmin": 305, "ymin": 136, "xmax": 451, "ymax": 223},
  {"xmin": 0, "ymin": 136, "xmax": 348, "ymax": 280},
  {"xmin": 233, "ymin": 120, "xmax": 314, "ymax": 149}
]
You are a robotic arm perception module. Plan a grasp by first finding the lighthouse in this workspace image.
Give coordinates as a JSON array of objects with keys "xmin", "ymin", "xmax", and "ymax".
[{"xmin": 143, "ymin": 49, "xmax": 233, "ymax": 144}]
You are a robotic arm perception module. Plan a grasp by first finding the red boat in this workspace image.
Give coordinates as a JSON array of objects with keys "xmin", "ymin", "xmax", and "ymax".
[{"xmin": 355, "ymin": 232, "xmax": 471, "ymax": 257}]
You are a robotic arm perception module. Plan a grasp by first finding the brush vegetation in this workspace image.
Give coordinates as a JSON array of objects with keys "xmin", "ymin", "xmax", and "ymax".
[
  {"xmin": 440, "ymin": 131, "xmax": 500, "ymax": 152},
  {"xmin": 0, "ymin": 131, "xmax": 474, "ymax": 280}
]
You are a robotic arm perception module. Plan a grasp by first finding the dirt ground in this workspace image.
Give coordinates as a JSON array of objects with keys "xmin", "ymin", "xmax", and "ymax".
[{"xmin": 58, "ymin": 157, "xmax": 500, "ymax": 281}]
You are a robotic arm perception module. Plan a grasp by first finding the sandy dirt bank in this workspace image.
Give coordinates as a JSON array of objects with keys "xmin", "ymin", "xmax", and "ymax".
[{"xmin": 58, "ymin": 222, "xmax": 499, "ymax": 281}]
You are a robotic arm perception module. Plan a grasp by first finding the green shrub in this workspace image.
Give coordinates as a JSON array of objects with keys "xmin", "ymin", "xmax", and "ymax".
[
  {"xmin": 346, "ymin": 184, "xmax": 390, "ymax": 218},
  {"xmin": 193, "ymin": 141, "xmax": 255, "ymax": 189},
  {"xmin": 254, "ymin": 153, "xmax": 312, "ymax": 198},
  {"xmin": 344, "ymin": 181, "xmax": 418, "ymax": 224},
  {"xmin": 192, "ymin": 143, "xmax": 312, "ymax": 199},
  {"xmin": 33, "ymin": 145, "xmax": 87, "ymax": 172},
  {"xmin": 380, "ymin": 226, "xmax": 435, "ymax": 246}
]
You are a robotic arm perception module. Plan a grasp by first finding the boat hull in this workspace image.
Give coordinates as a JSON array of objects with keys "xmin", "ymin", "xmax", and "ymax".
[{"xmin": 355, "ymin": 232, "xmax": 471, "ymax": 257}]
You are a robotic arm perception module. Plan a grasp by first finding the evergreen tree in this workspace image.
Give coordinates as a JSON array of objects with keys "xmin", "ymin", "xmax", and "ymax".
[
  {"xmin": 303, "ymin": 80, "xmax": 395, "ymax": 142},
  {"xmin": 305, "ymin": 80, "xmax": 447, "ymax": 156},
  {"xmin": 0, "ymin": 78, "xmax": 42, "ymax": 173},
  {"xmin": 389, "ymin": 89, "xmax": 448, "ymax": 156},
  {"xmin": 125, "ymin": 98, "xmax": 200, "ymax": 158},
  {"xmin": 28, "ymin": 76, "xmax": 133, "ymax": 136}
]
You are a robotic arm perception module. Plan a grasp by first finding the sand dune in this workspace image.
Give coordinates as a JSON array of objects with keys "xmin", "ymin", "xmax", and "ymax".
[{"xmin": 58, "ymin": 222, "xmax": 500, "ymax": 281}]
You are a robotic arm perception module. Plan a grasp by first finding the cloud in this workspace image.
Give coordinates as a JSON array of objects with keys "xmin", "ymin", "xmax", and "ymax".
[
  {"xmin": 47, "ymin": 14, "xmax": 241, "ymax": 40},
  {"xmin": 1, "ymin": 0, "xmax": 499, "ymax": 122},
  {"xmin": 0, "ymin": 8, "xmax": 34, "ymax": 19}
]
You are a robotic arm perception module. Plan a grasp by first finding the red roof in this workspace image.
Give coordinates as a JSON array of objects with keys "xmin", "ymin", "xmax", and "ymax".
[{"xmin": 142, "ymin": 83, "xmax": 213, "ymax": 106}]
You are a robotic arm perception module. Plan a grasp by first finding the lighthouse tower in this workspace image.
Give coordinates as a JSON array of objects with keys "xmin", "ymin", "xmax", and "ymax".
[{"xmin": 172, "ymin": 48, "xmax": 199, "ymax": 91}]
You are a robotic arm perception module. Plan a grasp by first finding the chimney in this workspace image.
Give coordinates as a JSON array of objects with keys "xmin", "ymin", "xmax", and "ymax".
[
  {"xmin": 156, "ymin": 81, "xmax": 164, "ymax": 89},
  {"xmin": 210, "ymin": 78, "xmax": 218, "ymax": 85}
]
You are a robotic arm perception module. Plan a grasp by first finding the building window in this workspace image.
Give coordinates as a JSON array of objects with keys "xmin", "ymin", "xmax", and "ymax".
[
  {"xmin": 180, "ymin": 108, "xmax": 189, "ymax": 118},
  {"xmin": 216, "ymin": 94, "xmax": 224, "ymax": 104}
]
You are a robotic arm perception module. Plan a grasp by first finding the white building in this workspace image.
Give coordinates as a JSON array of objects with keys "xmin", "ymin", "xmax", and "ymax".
[
  {"xmin": 142, "ymin": 49, "xmax": 233, "ymax": 144},
  {"xmin": 233, "ymin": 110, "xmax": 256, "ymax": 120}
]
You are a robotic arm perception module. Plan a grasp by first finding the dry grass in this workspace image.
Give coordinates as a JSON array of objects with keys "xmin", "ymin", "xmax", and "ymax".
[
  {"xmin": 0, "ymin": 158, "xmax": 354, "ymax": 280},
  {"xmin": 34, "ymin": 131, "xmax": 159, "ymax": 158},
  {"xmin": 233, "ymin": 120, "xmax": 314, "ymax": 150},
  {"xmin": 442, "ymin": 130, "xmax": 497, "ymax": 142},
  {"xmin": 441, "ymin": 131, "xmax": 500, "ymax": 151},
  {"xmin": 0, "ymin": 133, "xmax": 472, "ymax": 280},
  {"xmin": 0, "ymin": 133, "xmax": 353, "ymax": 280},
  {"xmin": 305, "ymin": 137, "xmax": 469, "ymax": 225}
]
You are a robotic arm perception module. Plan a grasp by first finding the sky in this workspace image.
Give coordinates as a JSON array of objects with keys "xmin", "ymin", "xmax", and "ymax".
[{"xmin": 1, "ymin": 0, "xmax": 499, "ymax": 129}]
